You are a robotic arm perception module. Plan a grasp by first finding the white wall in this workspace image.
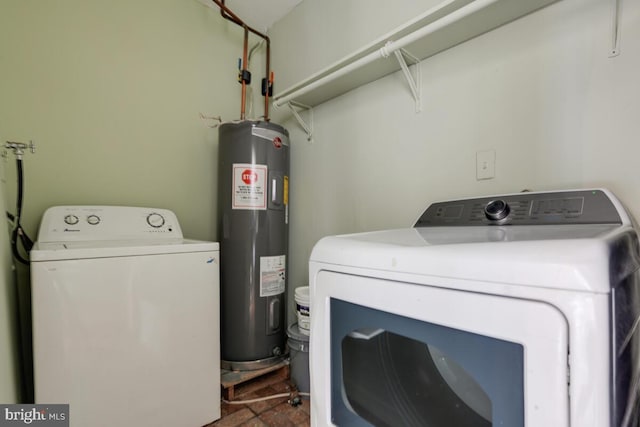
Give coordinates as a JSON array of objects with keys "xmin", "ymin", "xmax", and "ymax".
[
  {"xmin": 0, "ymin": 0, "xmax": 268, "ymax": 241},
  {"xmin": 269, "ymin": 0, "xmax": 640, "ymax": 319}
]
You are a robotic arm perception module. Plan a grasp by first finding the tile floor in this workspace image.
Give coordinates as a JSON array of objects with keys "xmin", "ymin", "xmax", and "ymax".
[{"xmin": 205, "ymin": 371, "xmax": 310, "ymax": 427}]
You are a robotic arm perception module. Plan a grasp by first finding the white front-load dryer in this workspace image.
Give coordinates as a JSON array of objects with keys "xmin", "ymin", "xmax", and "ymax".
[
  {"xmin": 309, "ymin": 189, "xmax": 640, "ymax": 427},
  {"xmin": 30, "ymin": 206, "xmax": 220, "ymax": 427}
]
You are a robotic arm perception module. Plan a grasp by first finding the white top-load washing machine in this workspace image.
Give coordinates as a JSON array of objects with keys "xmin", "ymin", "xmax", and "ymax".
[
  {"xmin": 30, "ymin": 206, "xmax": 220, "ymax": 427},
  {"xmin": 309, "ymin": 189, "xmax": 640, "ymax": 427}
]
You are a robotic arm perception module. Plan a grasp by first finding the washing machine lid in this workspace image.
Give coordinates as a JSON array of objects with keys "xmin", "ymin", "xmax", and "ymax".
[
  {"xmin": 31, "ymin": 205, "xmax": 219, "ymax": 261},
  {"xmin": 30, "ymin": 238, "xmax": 219, "ymax": 261},
  {"xmin": 310, "ymin": 189, "xmax": 640, "ymax": 293}
]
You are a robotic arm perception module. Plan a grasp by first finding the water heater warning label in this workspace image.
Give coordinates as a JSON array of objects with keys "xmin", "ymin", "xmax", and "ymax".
[
  {"xmin": 260, "ymin": 255, "xmax": 286, "ymax": 297},
  {"xmin": 232, "ymin": 163, "xmax": 268, "ymax": 210}
]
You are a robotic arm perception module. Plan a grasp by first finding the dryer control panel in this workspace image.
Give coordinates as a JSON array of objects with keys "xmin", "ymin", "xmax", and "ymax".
[
  {"xmin": 415, "ymin": 189, "xmax": 623, "ymax": 227},
  {"xmin": 37, "ymin": 205, "xmax": 184, "ymax": 242}
]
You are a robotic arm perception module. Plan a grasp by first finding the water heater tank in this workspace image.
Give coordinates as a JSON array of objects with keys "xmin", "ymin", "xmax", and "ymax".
[{"xmin": 218, "ymin": 120, "xmax": 290, "ymax": 370}]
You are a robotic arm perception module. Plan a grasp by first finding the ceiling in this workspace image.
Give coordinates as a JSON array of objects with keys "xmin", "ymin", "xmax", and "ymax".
[{"xmin": 196, "ymin": 0, "xmax": 303, "ymax": 32}]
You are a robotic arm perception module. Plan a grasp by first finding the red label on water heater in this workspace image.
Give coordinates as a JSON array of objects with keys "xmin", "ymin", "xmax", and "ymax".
[
  {"xmin": 241, "ymin": 169, "xmax": 258, "ymax": 185},
  {"xmin": 273, "ymin": 137, "xmax": 282, "ymax": 149},
  {"xmin": 233, "ymin": 163, "xmax": 268, "ymax": 210}
]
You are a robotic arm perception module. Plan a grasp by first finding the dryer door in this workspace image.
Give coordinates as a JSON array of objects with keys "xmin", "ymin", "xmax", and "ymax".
[{"xmin": 310, "ymin": 271, "xmax": 569, "ymax": 427}]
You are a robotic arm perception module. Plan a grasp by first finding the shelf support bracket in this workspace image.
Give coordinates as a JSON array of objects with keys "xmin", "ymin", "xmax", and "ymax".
[
  {"xmin": 609, "ymin": 0, "xmax": 622, "ymax": 57},
  {"xmin": 393, "ymin": 47, "xmax": 422, "ymax": 113},
  {"xmin": 287, "ymin": 101, "xmax": 314, "ymax": 142}
]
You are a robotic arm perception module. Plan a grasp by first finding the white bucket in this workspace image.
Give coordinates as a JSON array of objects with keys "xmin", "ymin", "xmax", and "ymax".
[{"xmin": 295, "ymin": 286, "xmax": 310, "ymax": 336}]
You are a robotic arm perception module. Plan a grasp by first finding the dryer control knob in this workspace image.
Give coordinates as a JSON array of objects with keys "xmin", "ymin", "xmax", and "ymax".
[
  {"xmin": 64, "ymin": 214, "xmax": 79, "ymax": 225},
  {"xmin": 484, "ymin": 199, "xmax": 510, "ymax": 221},
  {"xmin": 146, "ymin": 213, "xmax": 165, "ymax": 228},
  {"xmin": 87, "ymin": 215, "xmax": 101, "ymax": 225}
]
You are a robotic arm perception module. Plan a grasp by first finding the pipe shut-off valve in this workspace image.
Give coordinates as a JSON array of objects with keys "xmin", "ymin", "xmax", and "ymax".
[
  {"xmin": 238, "ymin": 58, "xmax": 251, "ymax": 85},
  {"xmin": 5, "ymin": 140, "xmax": 36, "ymax": 159}
]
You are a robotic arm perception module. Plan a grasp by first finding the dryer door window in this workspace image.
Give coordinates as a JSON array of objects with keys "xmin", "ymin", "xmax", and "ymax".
[{"xmin": 332, "ymin": 300, "xmax": 522, "ymax": 427}]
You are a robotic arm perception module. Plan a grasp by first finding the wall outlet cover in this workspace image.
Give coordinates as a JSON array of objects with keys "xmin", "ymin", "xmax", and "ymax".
[{"xmin": 476, "ymin": 150, "xmax": 495, "ymax": 180}]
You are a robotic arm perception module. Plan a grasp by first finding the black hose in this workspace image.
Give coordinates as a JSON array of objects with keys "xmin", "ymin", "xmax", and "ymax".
[
  {"xmin": 10, "ymin": 158, "xmax": 32, "ymax": 265},
  {"xmin": 16, "ymin": 159, "xmax": 24, "ymax": 219}
]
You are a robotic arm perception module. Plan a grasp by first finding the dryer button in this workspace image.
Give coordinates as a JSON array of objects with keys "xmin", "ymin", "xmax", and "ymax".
[{"xmin": 484, "ymin": 199, "xmax": 510, "ymax": 221}]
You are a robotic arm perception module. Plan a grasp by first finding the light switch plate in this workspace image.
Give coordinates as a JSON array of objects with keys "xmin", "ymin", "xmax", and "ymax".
[{"xmin": 476, "ymin": 150, "xmax": 495, "ymax": 180}]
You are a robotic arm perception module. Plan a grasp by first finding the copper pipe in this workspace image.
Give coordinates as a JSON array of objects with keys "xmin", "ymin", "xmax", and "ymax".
[
  {"xmin": 211, "ymin": 0, "xmax": 271, "ymax": 121},
  {"xmin": 264, "ymin": 40, "xmax": 271, "ymax": 121},
  {"xmin": 240, "ymin": 27, "xmax": 248, "ymax": 120},
  {"xmin": 216, "ymin": 0, "xmax": 269, "ymax": 46},
  {"xmin": 217, "ymin": 0, "xmax": 243, "ymax": 26}
]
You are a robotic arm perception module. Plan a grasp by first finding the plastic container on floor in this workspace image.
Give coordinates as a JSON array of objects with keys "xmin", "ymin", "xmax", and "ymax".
[
  {"xmin": 294, "ymin": 286, "xmax": 310, "ymax": 336},
  {"xmin": 287, "ymin": 323, "xmax": 310, "ymax": 394}
]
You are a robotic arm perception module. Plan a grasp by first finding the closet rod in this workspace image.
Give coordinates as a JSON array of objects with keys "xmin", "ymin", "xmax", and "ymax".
[{"xmin": 272, "ymin": 0, "xmax": 500, "ymax": 108}]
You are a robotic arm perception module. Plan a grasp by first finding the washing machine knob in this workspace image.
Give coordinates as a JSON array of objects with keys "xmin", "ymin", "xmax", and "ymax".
[
  {"xmin": 484, "ymin": 199, "xmax": 510, "ymax": 221},
  {"xmin": 146, "ymin": 213, "xmax": 165, "ymax": 228},
  {"xmin": 64, "ymin": 214, "xmax": 79, "ymax": 225},
  {"xmin": 87, "ymin": 215, "xmax": 101, "ymax": 225}
]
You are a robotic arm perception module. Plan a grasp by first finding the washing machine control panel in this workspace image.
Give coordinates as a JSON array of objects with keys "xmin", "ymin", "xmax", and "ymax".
[
  {"xmin": 37, "ymin": 206, "xmax": 184, "ymax": 242},
  {"xmin": 146, "ymin": 213, "xmax": 165, "ymax": 228},
  {"xmin": 415, "ymin": 189, "xmax": 623, "ymax": 227},
  {"xmin": 64, "ymin": 214, "xmax": 80, "ymax": 225}
]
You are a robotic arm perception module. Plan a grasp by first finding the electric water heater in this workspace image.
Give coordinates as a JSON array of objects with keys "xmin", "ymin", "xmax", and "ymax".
[{"xmin": 218, "ymin": 120, "xmax": 290, "ymax": 369}]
